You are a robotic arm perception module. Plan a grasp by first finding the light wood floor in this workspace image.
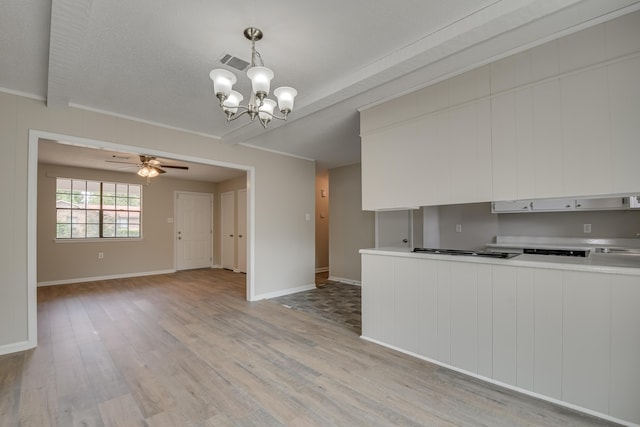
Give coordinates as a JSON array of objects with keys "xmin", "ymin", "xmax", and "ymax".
[{"xmin": 0, "ymin": 269, "xmax": 618, "ymax": 426}]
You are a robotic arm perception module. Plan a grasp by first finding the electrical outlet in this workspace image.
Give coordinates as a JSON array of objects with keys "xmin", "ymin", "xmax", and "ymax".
[
  {"xmin": 456, "ymin": 224, "xmax": 462, "ymax": 233},
  {"xmin": 583, "ymin": 224, "xmax": 592, "ymax": 233},
  {"xmin": 98, "ymin": 252, "xmax": 104, "ymax": 259}
]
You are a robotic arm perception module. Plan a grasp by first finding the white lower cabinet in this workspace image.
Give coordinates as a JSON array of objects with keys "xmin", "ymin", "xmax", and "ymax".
[{"xmin": 361, "ymin": 252, "xmax": 640, "ymax": 425}]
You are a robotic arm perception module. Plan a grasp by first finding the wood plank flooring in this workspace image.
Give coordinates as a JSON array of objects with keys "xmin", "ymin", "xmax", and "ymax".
[{"xmin": 0, "ymin": 269, "xmax": 620, "ymax": 426}]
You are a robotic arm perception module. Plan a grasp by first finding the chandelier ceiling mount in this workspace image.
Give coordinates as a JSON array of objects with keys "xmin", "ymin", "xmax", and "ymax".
[{"xmin": 209, "ymin": 27, "xmax": 297, "ymax": 128}]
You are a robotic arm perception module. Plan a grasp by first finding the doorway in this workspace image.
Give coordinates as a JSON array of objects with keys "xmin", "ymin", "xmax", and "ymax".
[
  {"xmin": 221, "ymin": 191, "xmax": 235, "ymax": 270},
  {"xmin": 27, "ymin": 130, "xmax": 258, "ymax": 351}
]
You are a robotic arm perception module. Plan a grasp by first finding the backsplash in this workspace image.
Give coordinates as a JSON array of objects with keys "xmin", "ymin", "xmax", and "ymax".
[{"xmin": 428, "ymin": 202, "xmax": 640, "ymax": 250}]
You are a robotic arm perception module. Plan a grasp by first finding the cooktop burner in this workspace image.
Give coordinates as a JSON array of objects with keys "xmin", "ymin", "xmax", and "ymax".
[{"xmin": 412, "ymin": 248, "xmax": 519, "ymax": 259}]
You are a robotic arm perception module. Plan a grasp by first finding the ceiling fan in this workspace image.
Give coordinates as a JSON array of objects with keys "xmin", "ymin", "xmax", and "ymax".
[{"xmin": 106, "ymin": 155, "xmax": 189, "ymax": 178}]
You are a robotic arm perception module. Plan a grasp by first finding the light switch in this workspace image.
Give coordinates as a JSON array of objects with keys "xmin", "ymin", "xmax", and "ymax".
[
  {"xmin": 305, "ymin": 213, "xmax": 311, "ymax": 221},
  {"xmin": 167, "ymin": 217, "xmax": 174, "ymax": 223}
]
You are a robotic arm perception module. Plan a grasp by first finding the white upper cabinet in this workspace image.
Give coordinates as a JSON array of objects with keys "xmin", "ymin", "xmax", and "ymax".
[{"xmin": 360, "ymin": 11, "xmax": 640, "ymax": 210}]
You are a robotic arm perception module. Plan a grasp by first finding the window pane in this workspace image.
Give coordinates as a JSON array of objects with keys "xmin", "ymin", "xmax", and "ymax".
[
  {"xmin": 71, "ymin": 223, "xmax": 86, "ymax": 238},
  {"xmin": 103, "ymin": 183, "xmax": 115, "ymax": 196},
  {"xmin": 129, "ymin": 197, "xmax": 141, "ymax": 211},
  {"xmin": 116, "ymin": 224, "xmax": 129, "ymax": 237},
  {"xmin": 116, "ymin": 211, "xmax": 128, "ymax": 222},
  {"xmin": 86, "ymin": 210, "xmax": 100, "ymax": 224},
  {"xmin": 129, "ymin": 211, "xmax": 140, "ymax": 223},
  {"xmin": 129, "ymin": 225, "xmax": 140, "ymax": 237},
  {"xmin": 87, "ymin": 181, "xmax": 100, "ymax": 194},
  {"xmin": 57, "ymin": 209, "xmax": 71, "ymax": 223},
  {"xmin": 103, "ymin": 196, "xmax": 115, "ymax": 210},
  {"xmin": 116, "ymin": 197, "xmax": 128, "ymax": 210},
  {"xmin": 57, "ymin": 223, "xmax": 71, "ymax": 238},
  {"xmin": 87, "ymin": 224, "xmax": 100, "ymax": 238},
  {"xmin": 57, "ymin": 178, "xmax": 72, "ymax": 191},
  {"xmin": 129, "ymin": 185, "xmax": 141, "ymax": 197},
  {"xmin": 103, "ymin": 211, "xmax": 116, "ymax": 224},
  {"xmin": 87, "ymin": 194, "xmax": 101, "ymax": 209},
  {"xmin": 116, "ymin": 184, "xmax": 129, "ymax": 197},
  {"xmin": 72, "ymin": 210, "xmax": 86, "ymax": 224},
  {"xmin": 103, "ymin": 223, "xmax": 115, "ymax": 237}
]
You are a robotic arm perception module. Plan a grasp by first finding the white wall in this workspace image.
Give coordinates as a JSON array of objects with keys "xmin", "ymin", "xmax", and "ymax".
[
  {"xmin": 0, "ymin": 93, "xmax": 315, "ymax": 355},
  {"xmin": 329, "ymin": 164, "xmax": 374, "ymax": 284}
]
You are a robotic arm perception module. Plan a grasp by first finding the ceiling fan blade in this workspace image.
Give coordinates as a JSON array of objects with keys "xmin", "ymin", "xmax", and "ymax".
[
  {"xmin": 160, "ymin": 164, "xmax": 189, "ymax": 170},
  {"xmin": 105, "ymin": 159, "xmax": 138, "ymax": 165},
  {"xmin": 153, "ymin": 166, "xmax": 167, "ymax": 174}
]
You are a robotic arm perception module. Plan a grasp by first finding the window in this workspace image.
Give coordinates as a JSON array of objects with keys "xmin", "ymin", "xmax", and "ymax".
[{"xmin": 56, "ymin": 178, "xmax": 142, "ymax": 239}]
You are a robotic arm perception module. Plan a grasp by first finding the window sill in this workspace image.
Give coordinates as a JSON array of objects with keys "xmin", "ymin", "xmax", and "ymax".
[{"xmin": 54, "ymin": 237, "xmax": 144, "ymax": 243}]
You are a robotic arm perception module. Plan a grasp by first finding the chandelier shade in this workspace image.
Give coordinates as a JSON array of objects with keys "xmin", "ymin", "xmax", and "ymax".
[{"xmin": 209, "ymin": 27, "xmax": 297, "ymax": 128}]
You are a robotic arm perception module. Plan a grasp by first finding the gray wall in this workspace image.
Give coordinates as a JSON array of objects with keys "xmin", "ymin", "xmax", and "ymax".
[{"xmin": 329, "ymin": 164, "xmax": 374, "ymax": 283}]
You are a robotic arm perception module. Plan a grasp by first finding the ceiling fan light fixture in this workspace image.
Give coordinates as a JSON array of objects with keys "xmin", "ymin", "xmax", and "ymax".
[
  {"xmin": 137, "ymin": 165, "xmax": 159, "ymax": 178},
  {"xmin": 209, "ymin": 27, "xmax": 297, "ymax": 127}
]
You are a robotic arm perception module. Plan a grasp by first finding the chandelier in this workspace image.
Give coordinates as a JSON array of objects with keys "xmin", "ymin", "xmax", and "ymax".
[{"xmin": 209, "ymin": 27, "xmax": 297, "ymax": 128}]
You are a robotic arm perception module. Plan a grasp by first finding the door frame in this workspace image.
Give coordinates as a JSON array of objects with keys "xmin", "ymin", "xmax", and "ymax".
[
  {"xmin": 174, "ymin": 191, "xmax": 214, "ymax": 270},
  {"xmin": 27, "ymin": 130, "xmax": 257, "ymax": 351}
]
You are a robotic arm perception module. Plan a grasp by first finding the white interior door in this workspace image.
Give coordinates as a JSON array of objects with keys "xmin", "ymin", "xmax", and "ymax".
[
  {"xmin": 236, "ymin": 189, "xmax": 247, "ymax": 273},
  {"xmin": 376, "ymin": 210, "xmax": 412, "ymax": 248},
  {"xmin": 176, "ymin": 192, "xmax": 213, "ymax": 270},
  {"xmin": 221, "ymin": 191, "xmax": 235, "ymax": 270}
]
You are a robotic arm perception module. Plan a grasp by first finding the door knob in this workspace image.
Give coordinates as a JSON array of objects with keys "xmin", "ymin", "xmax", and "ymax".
[
  {"xmin": 239, "ymin": 235, "xmax": 243, "ymax": 238},
  {"xmin": 229, "ymin": 234, "xmax": 234, "ymax": 237}
]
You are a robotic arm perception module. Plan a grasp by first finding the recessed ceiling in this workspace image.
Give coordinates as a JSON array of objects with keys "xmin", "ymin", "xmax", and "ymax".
[{"xmin": 2, "ymin": 0, "xmax": 640, "ymax": 170}]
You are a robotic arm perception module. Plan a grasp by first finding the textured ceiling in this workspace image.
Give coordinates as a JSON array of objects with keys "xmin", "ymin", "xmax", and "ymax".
[{"xmin": 2, "ymin": 0, "xmax": 640, "ymax": 172}]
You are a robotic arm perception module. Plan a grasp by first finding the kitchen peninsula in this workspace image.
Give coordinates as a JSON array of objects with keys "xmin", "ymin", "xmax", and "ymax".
[{"xmin": 360, "ymin": 247, "xmax": 640, "ymax": 425}]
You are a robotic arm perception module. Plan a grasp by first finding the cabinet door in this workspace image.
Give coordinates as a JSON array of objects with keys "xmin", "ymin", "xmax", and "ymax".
[
  {"xmin": 492, "ymin": 200, "xmax": 531, "ymax": 212},
  {"xmin": 394, "ymin": 257, "xmax": 418, "ymax": 353},
  {"xmin": 562, "ymin": 271, "xmax": 610, "ymax": 413},
  {"xmin": 575, "ymin": 197, "xmax": 627, "ymax": 210},
  {"xmin": 492, "ymin": 265, "xmax": 518, "ymax": 385},
  {"xmin": 533, "ymin": 269, "xmax": 563, "ymax": 399},
  {"xmin": 530, "ymin": 198, "xmax": 574, "ymax": 211},
  {"xmin": 450, "ymin": 262, "xmax": 479, "ymax": 373},
  {"xmin": 417, "ymin": 259, "xmax": 439, "ymax": 360},
  {"xmin": 608, "ymin": 56, "xmax": 640, "ymax": 194},
  {"xmin": 610, "ymin": 275, "xmax": 640, "ymax": 424},
  {"xmin": 361, "ymin": 254, "xmax": 395, "ymax": 343},
  {"xmin": 516, "ymin": 268, "xmax": 534, "ymax": 390},
  {"xmin": 491, "ymin": 93, "xmax": 518, "ymax": 201},
  {"xmin": 561, "ymin": 68, "xmax": 612, "ymax": 196}
]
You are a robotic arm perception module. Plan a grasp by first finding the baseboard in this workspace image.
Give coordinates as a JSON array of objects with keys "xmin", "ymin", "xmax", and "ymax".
[
  {"xmin": 0, "ymin": 340, "xmax": 35, "ymax": 356},
  {"xmin": 254, "ymin": 283, "xmax": 316, "ymax": 301},
  {"xmin": 315, "ymin": 267, "xmax": 329, "ymax": 273},
  {"xmin": 328, "ymin": 276, "xmax": 361, "ymax": 286},
  {"xmin": 212, "ymin": 264, "xmax": 223, "ymax": 269},
  {"xmin": 37, "ymin": 269, "xmax": 176, "ymax": 287},
  {"xmin": 359, "ymin": 335, "xmax": 637, "ymax": 427}
]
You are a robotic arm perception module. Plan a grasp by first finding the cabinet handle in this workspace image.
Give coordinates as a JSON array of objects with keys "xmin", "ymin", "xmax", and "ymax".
[
  {"xmin": 239, "ymin": 235, "xmax": 243, "ymax": 238},
  {"xmin": 402, "ymin": 238, "xmax": 408, "ymax": 243},
  {"xmin": 229, "ymin": 234, "xmax": 234, "ymax": 237}
]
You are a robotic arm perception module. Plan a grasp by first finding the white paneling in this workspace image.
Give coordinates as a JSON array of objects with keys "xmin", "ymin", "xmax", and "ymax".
[
  {"xmin": 450, "ymin": 263, "xmax": 478, "ymax": 373},
  {"xmin": 558, "ymin": 24, "xmax": 607, "ymax": 73},
  {"xmin": 516, "ymin": 267, "xmax": 534, "ymax": 390},
  {"xmin": 513, "ymin": 50, "xmax": 532, "ymax": 88},
  {"xmin": 604, "ymin": 10, "xmax": 640, "ymax": 59},
  {"xmin": 361, "ymin": 254, "xmax": 395, "ymax": 343},
  {"xmin": 561, "ymin": 68, "xmax": 612, "ymax": 196},
  {"xmin": 417, "ymin": 259, "xmax": 439, "ymax": 359},
  {"xmin": 530, "ymin": 41, "xmax": 560, "ymax": 83},
  {"xmin": 416, "ymin": 115, "xmax": 440, "ymax": 205},
  {"xmin": 491, "ymin": 56, "xmax": 515, "ymax": 93},
  {"xmin": 477, "ymin": 264, "xmax": 493, "ymax": 378},
  {"xmin": 610, "ymin": 274, "xmax": 640, "ymax": 424},
  {"xmin": 533, "ymin": 269, "xmax": 563, "ymax": 399},
  {"xmin": 436, "ymin": 261, "xmax": 451, "ymax": 363},
  {"xmin": 492, "ymin": 265, "xmax": 517, "ymax": 385},
  {"xmin": 394, "ymin": 257, "xmax": 418, "ymax": 353},
  {"xmin": 476, "ymin": 100, "xmax": 493, "ymax": 201},
  {"xmin": 562, "ymin": 271, "xmax": 611, "ymax": 414},
  {"xmin": 433, "ymin": 111, "xmax": 452, "ymax": 205},
  {"xmin": 416, "ymin": 80, "xmax": 449, "ymax": 116}
]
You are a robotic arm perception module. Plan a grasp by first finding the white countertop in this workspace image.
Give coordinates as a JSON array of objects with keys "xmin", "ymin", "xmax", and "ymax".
[{"xmin": 360, "ymin": 247, "xmax": 640, "ymax": 275}]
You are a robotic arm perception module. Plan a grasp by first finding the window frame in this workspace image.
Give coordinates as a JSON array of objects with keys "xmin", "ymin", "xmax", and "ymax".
[{"xmin": 55, "ymin": 178, "xmax": 143, "ymax": 241}]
